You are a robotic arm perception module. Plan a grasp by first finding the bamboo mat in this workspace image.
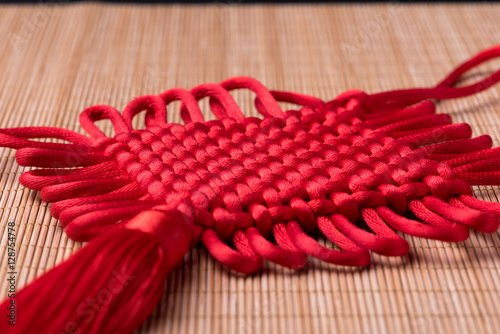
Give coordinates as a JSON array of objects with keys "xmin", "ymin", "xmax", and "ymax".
[{"xmin": 1, "ymin": 2, "xmax": 500, "ymax": 334}]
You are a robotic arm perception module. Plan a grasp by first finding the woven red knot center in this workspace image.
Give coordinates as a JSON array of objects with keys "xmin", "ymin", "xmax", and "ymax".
[
  {"xmin": 4, "ymin": 71, "xmax": 500, "ymax": 270},
  {"xmin": 92, "ymin": 92, "xmax": 472, "ymax": 242}
]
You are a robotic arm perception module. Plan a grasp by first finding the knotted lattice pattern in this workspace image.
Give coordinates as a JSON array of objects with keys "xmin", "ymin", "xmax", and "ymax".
[{"xmin": 4, "ymin": 74, "xmax": 500, "ymax": 273}]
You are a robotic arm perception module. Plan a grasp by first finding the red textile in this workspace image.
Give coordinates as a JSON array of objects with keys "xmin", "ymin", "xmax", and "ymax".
[{"xmin": 1, "ymin": 45, "xmax": 500, "ymax": 333}]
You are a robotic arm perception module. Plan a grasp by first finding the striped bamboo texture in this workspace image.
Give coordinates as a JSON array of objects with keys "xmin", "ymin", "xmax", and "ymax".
[{"xmin": 0, "ymin": 3, "xmax": 500, "ymax": 334}]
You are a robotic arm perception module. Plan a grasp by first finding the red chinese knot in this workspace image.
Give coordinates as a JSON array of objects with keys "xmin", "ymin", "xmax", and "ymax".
[{"xmin": 1, "ymin": 45, "xmax": 500, "ymax": 334}]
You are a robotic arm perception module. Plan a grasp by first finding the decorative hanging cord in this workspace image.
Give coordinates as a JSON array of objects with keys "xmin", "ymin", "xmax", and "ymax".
[{"xmin": 2, "ymin": 45, "xmax": 500, "ymax": 334}]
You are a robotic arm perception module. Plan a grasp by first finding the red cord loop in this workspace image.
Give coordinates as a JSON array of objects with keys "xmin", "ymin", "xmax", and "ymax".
[
  {"xmin": 123, "ymin": 95, "xmax": 167, "ymax": 128},
  {"xmin": 80, "ymin": 105, "xmax": 130, "ymax": 138},
  {"xmin": 159, "ymin": 88, "xmax": 205, "ymax": 124},
  {"xmin": 0, "ymin": 126, "xmax": 93, "ymax": 149},
  {"xmin": 219, "ymin": 76, "xmax": 285, "ymax": 118},
  {"xmin": 370, "ymin": 45, "xmax": 500, "ymax": 110},
  {"xmin": 190, "ymin": 82, "xmax": 245, "ymax": 121}
]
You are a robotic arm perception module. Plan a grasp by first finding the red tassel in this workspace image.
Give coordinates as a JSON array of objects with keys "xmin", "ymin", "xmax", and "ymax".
[{"xmin": 0, "ymin": 208, "xmax": 193, "ymax": 334}]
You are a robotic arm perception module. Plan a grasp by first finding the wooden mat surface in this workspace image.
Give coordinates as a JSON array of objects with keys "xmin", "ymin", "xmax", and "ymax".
[{"xmin": 1, "ymin": 3, "xmax": 500, "ymax": 333}]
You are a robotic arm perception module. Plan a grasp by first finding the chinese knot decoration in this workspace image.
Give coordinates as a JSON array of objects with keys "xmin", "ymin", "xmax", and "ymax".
[{"xmin": 1, "ymin": 45, "xmax": 500, "ymax": 334}]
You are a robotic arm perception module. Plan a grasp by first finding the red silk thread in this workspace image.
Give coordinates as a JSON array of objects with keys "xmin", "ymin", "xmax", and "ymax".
[{"xmin": 1, "ymin": 45, "xmax": 500, "ymax": 333}]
